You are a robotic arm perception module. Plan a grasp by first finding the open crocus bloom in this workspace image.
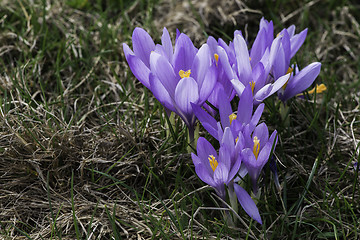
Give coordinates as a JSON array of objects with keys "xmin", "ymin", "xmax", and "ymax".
[
  {"xmin": 123, "ymin": 27, "xmax": 217, "ymax": 139},
  {"xmin": 218, "ymin": 33, "xmax": 290, "ymax": 105},
  {"xmin": 192, "ymin": 85, "xmax": 264, "ymax": 142},
  {"xmin": 192, "ymin": 130, "xmax": 262, "ymax": 224},
  {"xmin": 191, "ymin": 132, "xmax": 241, "ymax": 199},
  {"xmin": 241, "ymin": 122, "xmax": 278, "ymax": 194}
]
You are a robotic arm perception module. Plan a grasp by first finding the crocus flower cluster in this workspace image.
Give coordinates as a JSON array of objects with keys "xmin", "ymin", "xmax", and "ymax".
[
  {"xmin": 123, "ymin": 18, "xmax": 325, "ymax": 225},
  {"xmin": 192, "ymin": 86, "xmax": 277, "ymax": 224}
]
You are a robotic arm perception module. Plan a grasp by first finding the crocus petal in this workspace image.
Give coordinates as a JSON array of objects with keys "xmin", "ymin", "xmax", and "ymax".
[
  {"xmin": 213, "ymin": 163, "xmax": 229, "ymax": 186},
  {"xmin": 237, "ymin": 85, "xmax": 253, "ymax": 124},
  {"xmin": 260, "ymin": 18, "xmax": 274, "ymax": 45},
  {"xmin": 217, "ymin": 122, "xmax": 224, "ymax": 141},
  {"xmin": 228, "ymin": 154, "xmax": 241, "ymax": 182},
  {"xmin": 238, "ymin": 164, "xmax": 249, "ymax": 179},
  {"xmin": 257, "ymin": 142, "xmax": 272, "ymax": 169},
  {"xmin": 281, "ymin": 29, "xmax": 291, "ymax": 68},
  {"xmin": 253, "ymin": 84, "xmax": 272, "ymax": 103},
  {"xmin": 123, "ymin": 42, "xmax": 134, "ymax": 57},
  {"xmin": 192, "ymin": 103, "xmax": 219, "ymax": 140},
  {"xmin": 287, "ymin": 25, "xmax": 296, "ymax": 37},
  {"xmin": 195, "ymin": 163, "xmax": 217, "ymax": 187},
  {"xmin": 268, "ymin": 130, "xmax": 278, "ymax": 148},
  {"xmin": 199, "ymin": 63, "xmax": 217, "ymax": 103},
  {"xmin": 231, "ymin": 79, "xmax": 246, "ymax": 96},
  {"xmin": 173, "ymin": 33, "xmax": 197, "ymax": 74},
  {"xmin": 234, "ymin": 34, "xmax": 252, "ymax": 84},
  {"xmin": 253, "ymin": 122, "xmax": 269, "ymax": 148},
  {"xmin": 149, "ymin": 73, "xmax": 176, "ymax": 112},
  {"xmin": 219, "ymin": 144, "xmax": 232, "ymax": 171},
  {"xmin": 217, "ymin": 46, "xmax": 235, "ymax": 81},
  {"xmin": 123, "ymin": 44, "xmax": 151, "ymax": 88},
  {"xmin": 290, "ymin": 28, "xmax": 307, "ymax": 58},
  {"xmin": 234, "ymin": 30, "xmax": 243, "ymax": 38},
  {"xmin": 196, "ymin": 137, "xmax": 218, "ymax": 165},
  {"xmin": 249, "ymin": 103, "xmax": 264, "ymax": 131},
  {"xmin": 269, "ymin": 73, "xmax": 291, "ymax": 95},
  {"xmin": 150, "ymin": 52, "xmax": 177, "ymax": 98},
  {"xmin": 221, "ymin": 127, "xmax": 235, "ymax": 157},
  {"xmin": 218, "ymin": 39, "xmax": 235, "ymax": 64},
  {"xmin": 252, "ymin": 62, "xmax": 266, "ymax": 94},
  {"xmin": 132, "ymin": 27, "xmax": 155, "ymax": 67},
  {"xmin": 241, "ymin": 148, "xmax": 260, "ymax": 180},
  {"xmin": 161, "ymin": 27, "xmax": 173, "ymax": 62},
  {"xmin": 207, "ymin": 36, "xmax": 219, "ymax": 55},
  {"xmin": 191, "ymin": 152, "xmax": 201, "ymax": 166},
  {"xmin": 234, "ymin": 183, "xmax": 262, "ymax": 224},
  {"xmin": 272, "ymin": 44, "xmax": 286, "ymax": 79},
  {"xmin": 174, "ymin": 77, "xmax": 199, "ymax": 120},
  {"xmin": 218, "ymin": 86, "xmax": 233, "ymax": 129},
  {"xmin": 266, "ymin": 35, "xmax": 282, "ymax": 75},
  {"xmin": 192, "ymin": 44, "xmax": 211, "ymax": 89},
  {"xmin": 282, "ymin": 62, "xmax": 321, "ymax": 101},
  {"xmin": 250, "ymin": 28, "xmax": 267, "ymax": 67}
]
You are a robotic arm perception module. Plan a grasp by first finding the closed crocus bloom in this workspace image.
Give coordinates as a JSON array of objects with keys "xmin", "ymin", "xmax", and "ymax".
[
  {"xmin": 250, "ymin": 17, "xmax": 274, "ymax": 68},
  {"xmin": 149, "ymin": 33, "xmax": 217, "ymax": 140},
  {"xmin": 286, "ymin": 25, "xmax": 308, "ymax": 59},
  {"xmin": 204, "ymin": 36, "xmax": 236, "ymax": 115},
  {"xmin": 123, "ymin": 27, "xmax": 217, "ymax": 140},
  {"xmin": 123, "ymin": 27, "xmax": 156, "ymax": 89},
  {"xmin": 278, "ymin": 62, "xmax": 322, "ymax": 102},
  {"xmin": 241, "ymin": 122, "xmax": 278, "ymax": 194}
]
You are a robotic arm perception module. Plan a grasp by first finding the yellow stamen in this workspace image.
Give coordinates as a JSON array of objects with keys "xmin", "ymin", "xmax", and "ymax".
[
  {"xmin": 214, "ymin": 53, "xmax": 219, "ymax": 63},
  {"xmin": 208, "ymin": 155, "xmax": 218, "ymax": 172},
  {"xmin": 179, "ymin": 69, "xmax": 191, "ymax": 78},
  {"xmin": 281, "ymin": 67, "xmax": 294, "ymax": 90},
  {"xmin": 297, "ymin": 84, "xmax": 327, "ymax": 97},
  {"xmin": 249, "ymin": 81, "xmax": 256, "ymax": 93},
  {"xmin": 307, "ymin": 84, "xmax": 327, "ymax": 94},
  {"xmin": 229, "ymin": 113, "xmax": 237, "ymax": 125},
  {"xmin": 235, "ymin": 137, "xmax": 239, "ymax": 143},
  {"xmin": 253, "ymin": 136, "xmax": 260, "ymax": 160},
  {"xmin": 286, "ymin": 67, "xmax": 294, "ymax": 75}
]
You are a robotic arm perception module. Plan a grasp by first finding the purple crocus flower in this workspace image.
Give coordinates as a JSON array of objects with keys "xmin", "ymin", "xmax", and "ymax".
[
  {"xmin": 249, "ymin": 17, "xmax": 274, "ymax": 68},
  {"xmin": 277, "ymin": 62, "xmax": 322, "ymax": 101},
  {"xmin": 192, "ymin": 129, "xmax": 262, "ymax": 224},
  {"xmin": 241, "ymin": 122, "xmax": 278, "ymax": 194},
  {"xmin": 123, "ymin": 27, "xmax": 217, "ymax": 140},
  {"xmin": 253, "ymin": 23, "xmax": 322, "ymax": 102},
  {"xmin": 218, "ymin": 33, "xmax": 290, "ymax": 105},
  {"xmin": 191, "ymin": 130, "xmax": 241, "ymax": 199},
  {"xmin": 192, "ymin": 85, "xmax": 264, "ymax": 142},
  {"xmin": 123, "ymin": 27, "xmax": 155, "ymax": 89},
  {"xmin": 203, "ymin": 36, "xmax": 236, "ymax": 116}
]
